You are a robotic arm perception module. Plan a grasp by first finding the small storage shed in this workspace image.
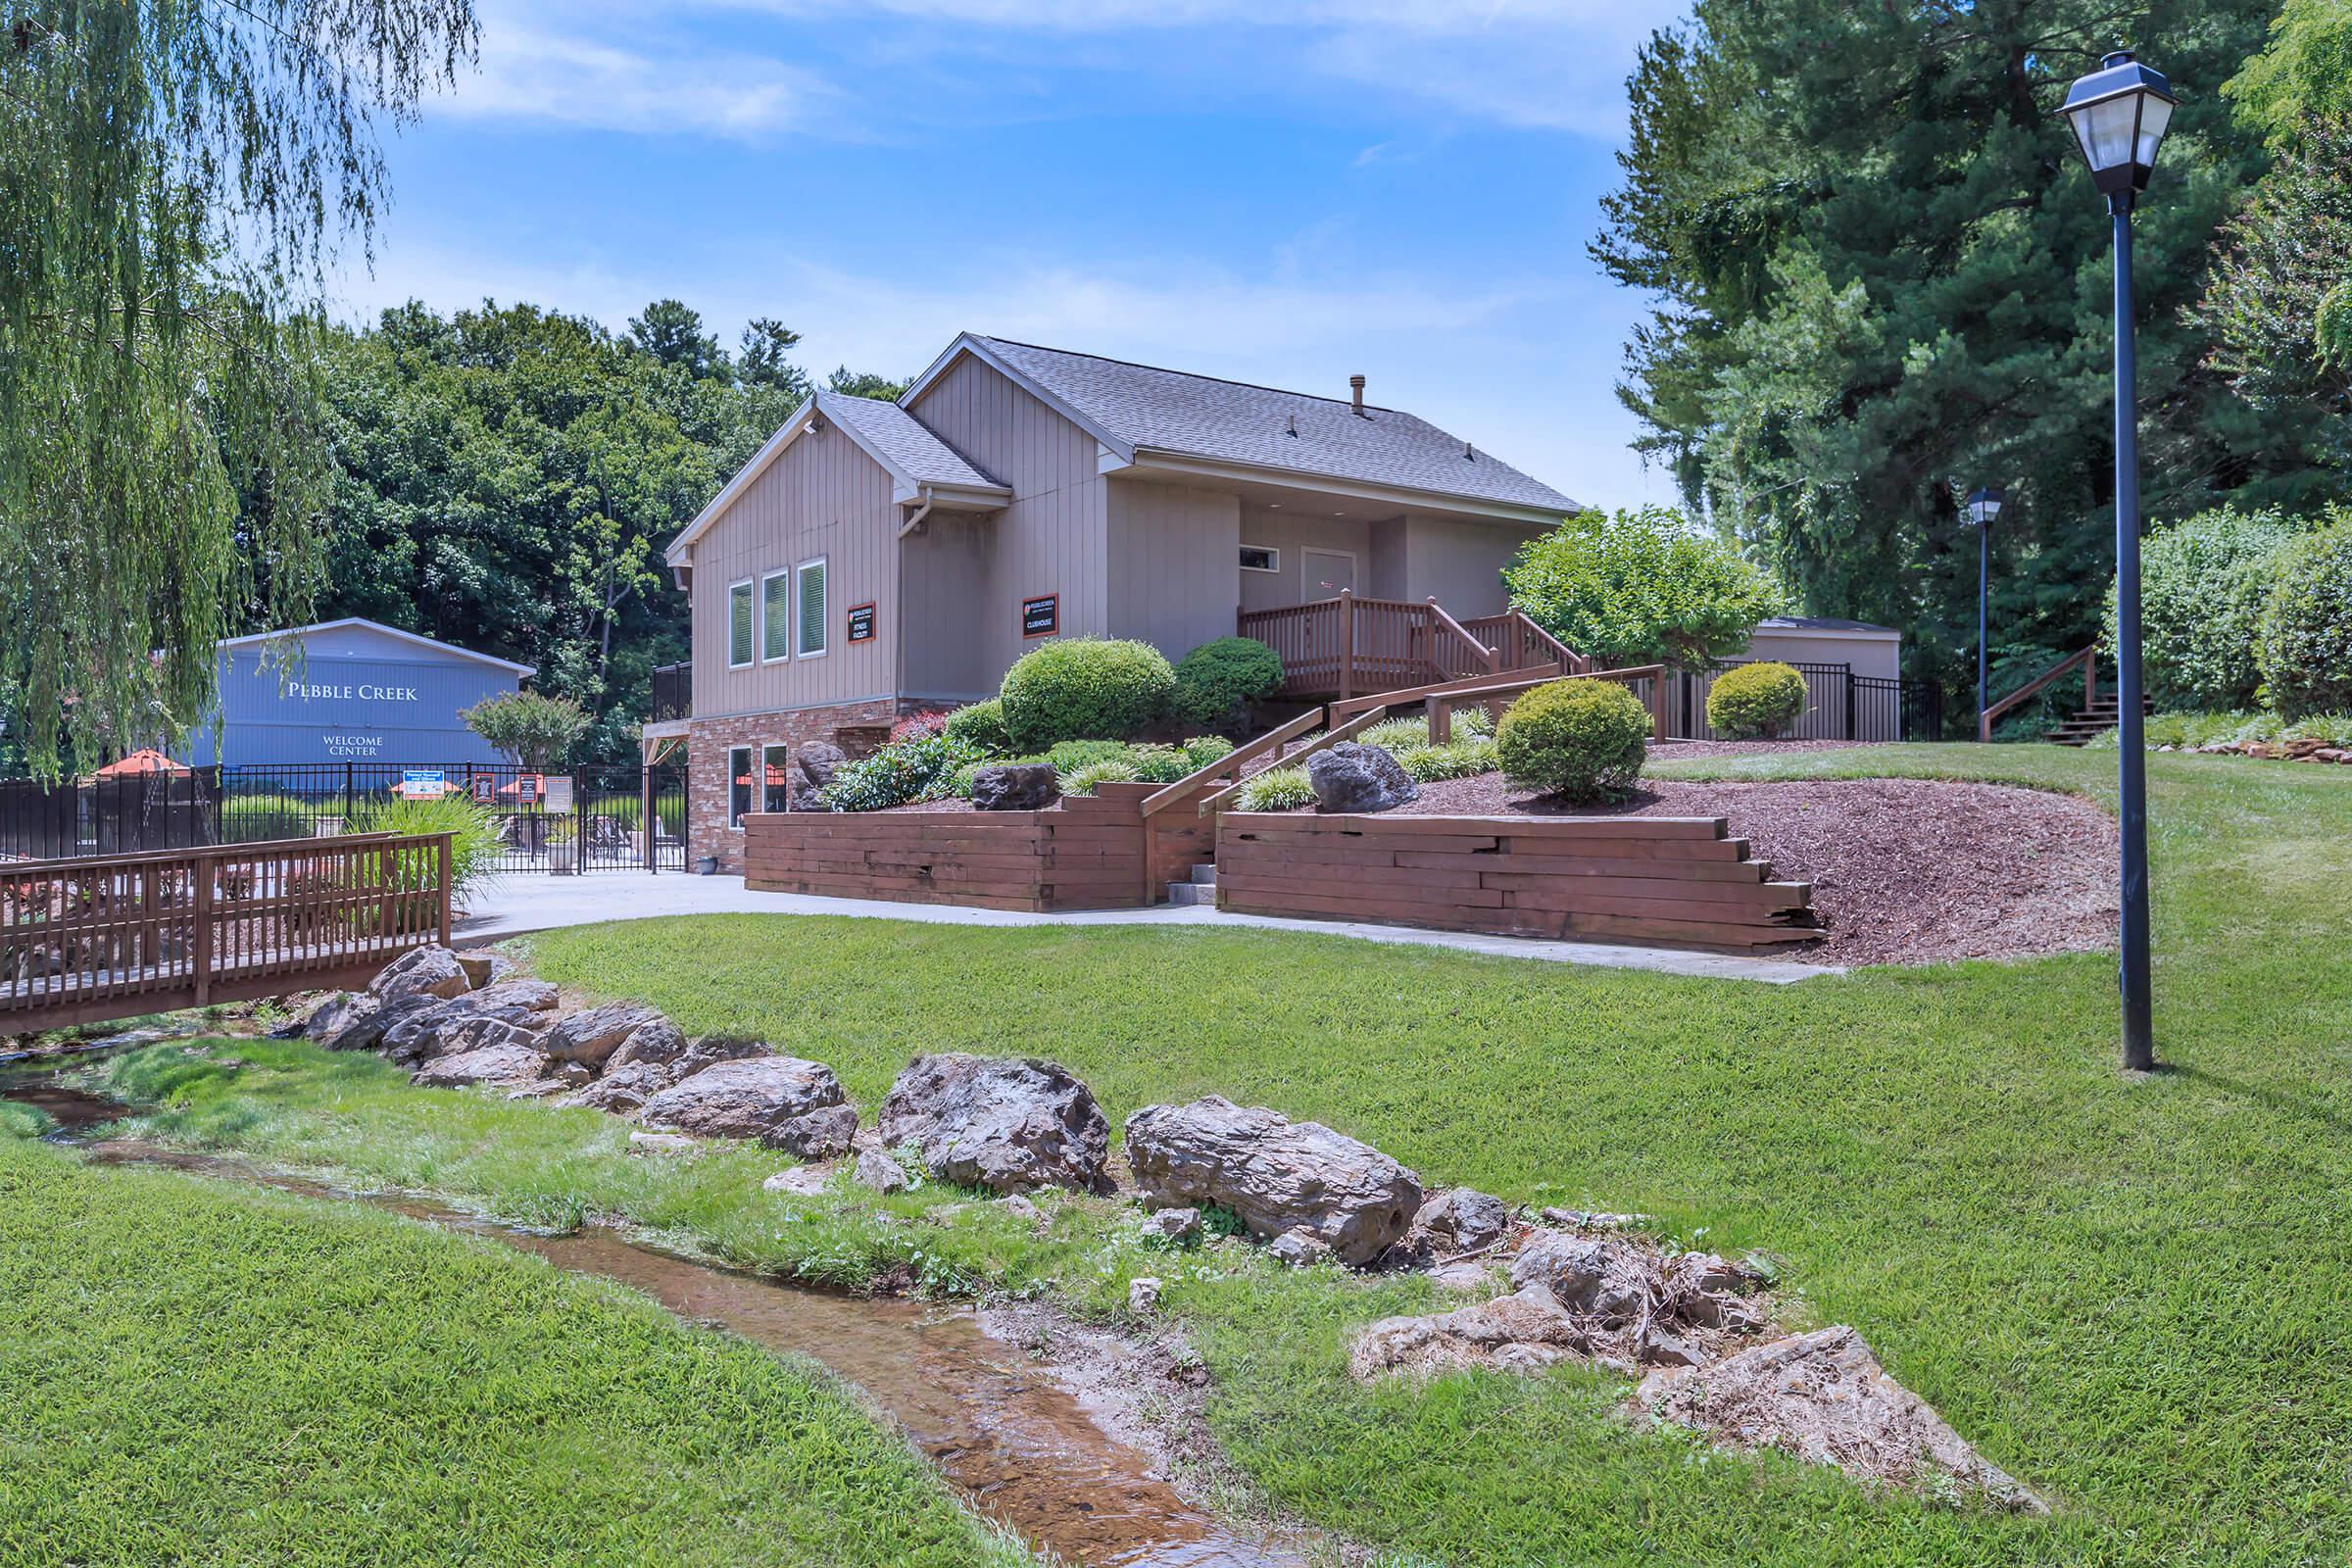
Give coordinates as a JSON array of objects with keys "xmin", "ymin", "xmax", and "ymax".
[
  {"xmin": 1740, "ymin": 616, "xmax": 1902, "ymax": 681},
  {"xmin": 186, "ymin": 618, "xmax": 535, "ymax": 767}
]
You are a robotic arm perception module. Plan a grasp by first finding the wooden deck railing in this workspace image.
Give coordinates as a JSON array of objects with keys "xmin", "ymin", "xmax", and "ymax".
[
  {"xmin": 1, "ymin": 833, "xmax": 453, "ymax": 1032},
  {"xmin": 1239, "ymin": 595, "xmax": 1588, "ymax": 700},
  {"xmin": 1330, "ymin": 663, "xmax": 1672, "ymax": 744},
  {"xmin": 1979, "ymin": 646, "xmax": 2097, "ymax": 743},
  {"xmin": 1460, "ymin": 611, "xmax": 1588, "ymax": 676}
]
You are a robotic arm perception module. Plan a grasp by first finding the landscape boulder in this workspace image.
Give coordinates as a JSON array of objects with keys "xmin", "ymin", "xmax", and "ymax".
[
  {"xmin": 776, "ymin": 1102, "xmax": 859, "ymax": 1160},
  {"xmin": 1122, "ymin": 1096, "xmax": 1422, "ymax": 1267},
  {"xmin": 298, "ymin": 992, "xmax": 377, "ymax": 1047},
  {"xmin": 969, "ymin": 763, "xmax": 1059, "ymax": 811},
  {"xmin": 455, "ymin": 951, "xmax": 515, "ymax": 990},
  {"xmin": 1305, "ymin": 742, "xmax": 1418, "ymax": 814},
  {"xmin": 1387, "ymin": 1187, "xmax": 1512, "ymax": 1269},
  {"xmin": 790, "ymin": 742, "xmax": 846, "ymax": 806},
  {"xmin": 540, "ymin": 1001, "xmax": 673, "ymax": 1069},
  {"xmin": 636, "ymin": 1054, "xmax": 848, "ymax": 1149},
  {"xmin": 1633, "ymin": 1325, "xmax": 2044, "ymax": 1512},
  {"xmin": 412, "ymin": 1040, "xmax": 551, "ymax": 1090},
  {"xmin": 560, "ymin": 1060, "xmax": 673, "ymax": 1115},
  {"xmin": 1142, "ymin": 1206, "xmax": 1201, "ymax": 1246},
  {"xmin": 316, "ymin": 992, "xmax": 440, "ymax": 1054},
  {"xmin": 380, "ymin": 980, "xmax": 562, "ymax": 1067},
  {"xmin": 1509, "ymin": 1233, "xmax": 1651, "ymax": 1325},
  {"xmin": 875, "ymin": 1054, "xmax": 1113, "ymax": 1195},
  {"xmin": 1350, "ymin": 1285, "xmax": 1591, "ymax": 1379},
  {"xmin": 368, "ymin": 945, "xmax": 472, "ymax": 1004},
  {"xmin": 855, "ymin": 1147, "xmax": 910, "ymax": 1195}
]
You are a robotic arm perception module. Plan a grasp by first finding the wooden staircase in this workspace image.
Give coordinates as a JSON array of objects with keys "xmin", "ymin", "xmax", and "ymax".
[{"xmin": 2045, "ymin": 695, "xmax": 2155, "ymax": 747}]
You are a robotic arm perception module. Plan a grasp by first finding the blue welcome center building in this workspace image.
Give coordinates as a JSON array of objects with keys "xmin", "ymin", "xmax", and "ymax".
[{"xmin": 186, "ymin": 618, "xmax": 535, "ymax": 768}]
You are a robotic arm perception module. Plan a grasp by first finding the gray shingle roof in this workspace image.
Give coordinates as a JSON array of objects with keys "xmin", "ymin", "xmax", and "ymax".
[
  {"xmin": 966, "ymin": 336, "xmax": 1578, "ymax": 514},
  {"xmin": 821, "ymin": 391, "xmax": 1000, "ymax": 490}
]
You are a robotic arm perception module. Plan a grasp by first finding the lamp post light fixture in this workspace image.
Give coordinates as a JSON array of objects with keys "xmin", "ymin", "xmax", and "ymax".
[
  {"xmin": 2063, "ymin": 50, "xmax": 2177, "ymax": 1073},
  {"xmin": 1962, "ymin": 486, "xmax": 2005, "ymax": 726}
]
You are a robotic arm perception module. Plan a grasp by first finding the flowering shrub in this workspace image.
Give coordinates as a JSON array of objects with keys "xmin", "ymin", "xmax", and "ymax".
[{"xmin": 817, "ymin": 734, "xmax": 984, "ymax": 811}]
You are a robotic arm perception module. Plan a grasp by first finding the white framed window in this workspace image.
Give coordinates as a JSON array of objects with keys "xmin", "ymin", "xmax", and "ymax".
[
  {"xmin": 760, "ymin": 569, "xmax": 792, "ymax": 663},
  {"xmin": 795, "ymin": 557, "xmax": 827, "ymax": 658},
  {"xmin": 761, "ymin": 743, "xmax": 790, "ymax": 813},
  {"xmin": 726, "ymin": 580, "xmax": 755, "ymax": 668},
  {"xmin": 1240, "ymin": 544, "xmax": 1280, "ymax": 573},
  {"xmin": 727, "ymin": 745, "xmax": 754, "ymax": 827}
]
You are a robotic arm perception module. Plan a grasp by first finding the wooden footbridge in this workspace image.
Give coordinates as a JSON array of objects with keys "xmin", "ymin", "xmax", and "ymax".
[{"xmin": 2, "ymin": 833, "xmax": 454, "ymax": 1035}]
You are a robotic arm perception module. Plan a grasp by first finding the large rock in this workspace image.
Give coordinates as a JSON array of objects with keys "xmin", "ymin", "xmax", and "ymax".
[
  {"xmin": 875, "ymin": 1054, "xmax": 1112, "ymax": 1195},
  {"xmin": 368, "ymin": 945, "xmax": 472, "ymax": 1004},
  {"xmin": 379, "ymin": 980, "xmax": 561, "ymax": 1068},
  {"xmin": 1387, "ymin": 1187, "xmax": 1512, "ymax": 1269},
  {"xmin": 298, "ymin": 992, "xmax": 377, "ymax": 1046},
  {"xmin": 969, "ymin": 763, "xmax": 1059, "ymax": 811},
  {"xmin": 540, "ymin": 1001, "xmax": 672, "ymax": 1068},
  {"xmin": 777, "ymin": 1102, "xmax": 858, "ymax": 1160},
  {"xmin": 603, "ymin": 1018, "xmax": 691, "ymax": 1071},
  {"xmin": 1634, "ymin": 1326, "xmax": 2044, "ymax": 1512},
  {"xmin": 560, "ymin": 1060, "xmax": 674, "ymax": 1115},
  {"xmin": 1122, "ymin": 1096, "xmax": 1421, "ymax": 1267},
  {"xmin": 412, "ymin": 1040, "xmax": 551, "ymax": 1090},
  {"xmin": 1305, "ymin": 742, "xmax": 1418, "ymax": 814},
  {"xmin": 317, "ymin": 992, "xmax": 440, "ymax": 1054},
  {"xmin": 636, "ymin": 1055, "xmax": 847, "ymax": 1148},
  {"xmin": 1350, "ymin": 1286, "xmax": 1591, "ymax": 1380},
  {"xmin": 1510, "ymin": 1233, "xmax": 1652, "ymax": 1326},
  {"xmin": 559, "ymin": 1034, "xmax": 766, "ymax": 1115},
  {"xmin": 791, "ymin": 742, "xmax": 846, "ymax": 807},
  {"xmin": 455, "ymin": 951, "xmax": 514, "ymax": 990}
]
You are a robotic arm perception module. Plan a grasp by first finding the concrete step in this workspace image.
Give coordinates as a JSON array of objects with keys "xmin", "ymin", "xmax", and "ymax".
[
  {"xmin": 1167, "ymin": 881, "xmax": 1216, "ymax": 907},
  {"xmin": 1190, "ymin": 861, "xmax": 1218, "ymax": 886}
]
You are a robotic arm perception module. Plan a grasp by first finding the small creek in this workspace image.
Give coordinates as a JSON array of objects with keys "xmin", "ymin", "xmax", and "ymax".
[{"xmin": 1, "ymin": 1070, "xmax": 1299, "ymax": 1568}]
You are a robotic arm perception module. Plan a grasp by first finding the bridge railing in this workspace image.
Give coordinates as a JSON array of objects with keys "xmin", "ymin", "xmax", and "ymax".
[{"xmin": 1, "ymin": 832, "xmax": 452, "ymax": 1033}]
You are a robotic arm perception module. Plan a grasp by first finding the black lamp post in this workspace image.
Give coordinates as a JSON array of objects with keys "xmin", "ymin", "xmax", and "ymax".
[
  {"xmin": 2062, "ymin": 50, "xmax": 2176, "ymax": 1073},
  {"xmin": 1962, "ymin": 486, "xmax": 2004, "ymax": 725}
]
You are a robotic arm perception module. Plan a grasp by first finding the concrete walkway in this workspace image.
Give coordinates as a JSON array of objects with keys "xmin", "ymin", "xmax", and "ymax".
[{"xmin": 454, "ymin": 872, "xmax": 1843, "ymax": 985}]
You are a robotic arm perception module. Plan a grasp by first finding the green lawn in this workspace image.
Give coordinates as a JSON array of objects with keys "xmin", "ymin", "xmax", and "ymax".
[
  {"xmin": 55, "ymin": 744, "xmax": 2352, "ymax": 1566},
  {"xmin": 0, "ymin": 1137, "xmax": 1030, "ymax": 1568}
]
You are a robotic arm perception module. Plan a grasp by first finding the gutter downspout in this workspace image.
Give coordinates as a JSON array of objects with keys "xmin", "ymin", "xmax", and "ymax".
[{"xmin": 897, "ymin": 490, "xmax": 936, "ymax": 539}]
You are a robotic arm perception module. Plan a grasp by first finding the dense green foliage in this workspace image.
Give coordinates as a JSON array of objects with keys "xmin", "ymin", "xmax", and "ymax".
[
  {"xmin": 1503, "ymin": 507, "xmax": 1783, "ymax": 671},
  {"xmin": 941, "ymin": 699, "xmax": 1012, "ymax": 755},
  {"xmin": 815, "ymin": 734, "xmax": 982, "ymax": 812},
  {"xmin": 295, "ymin": 301, "xmax": 898, "ymax": 761},
  {"xmin": 1170, "ymin": 637, "xmax": 1285, "ymax": 728},
  {"xmin": 2100, "ymin": 508, "xmax": 2296, "ymax": 710},
  {"xmin": 997, "ymin": 639, "xmax": 1174, "ymax": 749},
  {"xmin": 2085, "ymin": 707, "xmax": 2352, "ymax": 752},
  {"xmin": 2194, "ymin": 120, "xmax": 2352, "ymax": 485},
  {"xmin": 0, "ymin": 2, "xmax": 477, "ymax": 778},
  {"xmin": 1706, "ymin": 661, "xmax": 1808, "ymax": 738},
  {"xmin": 2255, "ymin": 513, "xmax": 2352, "ymax": 714},
  {"xmin": 347, "ymin": 794, "xmax": 506, "ymax": 905},
  {"xmin": 0, "ymin": 1135, "xmax": 1022, "ymax": 1566},
  {"xmin": 1494, "ymin": 679, "xmax": 1651, "ymax": 801},
  {"xmin": 2226, "ymin": 0, "xmax": 2352, "ymax": 142},
  {"xmin": 122, "ymin": 745, "xmax": 2346, "ymax": 1567},
  {"xmin": 461, "ymin": 690, "xmax": 592, "ymax": 772},
  {"xmin": 1598, "ymin": 2, "xmax": 2314, "ymax": 699}
]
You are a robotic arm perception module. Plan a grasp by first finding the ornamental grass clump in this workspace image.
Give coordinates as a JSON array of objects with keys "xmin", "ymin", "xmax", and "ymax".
[
  {"xmin": 1495, "ymin": 679, "xmax": 1650, "ymax": 803},
  {"xmin": 1059, "ymin": 759, "xmax": 1141, "ymax": 797},
  {"xmin": 999, "ymin": 638, "xmax": 1175, "ymax": 749},
  {"xmin": 1397, "ymin": 738, "xmax": 1498, "ymax": 782},
  {"xmin": 1235, "ymin": 766, "xmax": 1313, "ymax": 811},
  {"xmin": 1706, "ymin": 662, "xmax": 1808, "ymax": 739}
]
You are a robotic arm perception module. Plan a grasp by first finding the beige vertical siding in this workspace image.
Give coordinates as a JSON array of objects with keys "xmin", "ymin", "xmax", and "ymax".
[
  {"xmin": 688, "ymin": 423, "xmax": 900, "ymax": 719},
  {"xmin": 1741, "ymin": 628, "xmax": 1901, "ymax": 680},
  {"xmin": 899, "ymin": 513, "xmax": 997, "ymax": 703},
  {"xmin": 1402, "ymin": 512, "xmax": 1547, "ymax": 617},
  {"xmin": 1105, "ymin": 478, "xmax": 1241, "ymax": 660},
  {"xmin": 1365, "ymin": 517, "xmax": 1408, "ymax": 599},
  {"xmin": 906, "ymin": 355, "xmax": 1108, "ymax": 678},
  {"xmin": 1236, "ymin": 503, "xmax": 1378, "ymax": 611}
]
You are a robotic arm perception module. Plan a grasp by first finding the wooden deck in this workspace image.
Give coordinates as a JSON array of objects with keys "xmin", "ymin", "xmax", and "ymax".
[
  {"xmin": 1236, "ymin": 594, "xmax": 1582, "ymax": 701},
  {"xmin": 3, "ymin": 834, "xmax": 453, "ymax": 1033}
]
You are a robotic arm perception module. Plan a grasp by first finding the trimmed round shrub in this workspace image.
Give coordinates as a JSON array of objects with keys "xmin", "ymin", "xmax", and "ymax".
[
  {"xmin": 1495, "ymin": 679, "xmax": 1650, "ymax": 802},
  {"xmin": 941, "ymin": 698, "xmax": 1012, "ymax": 755},
  {"xmin": 1706, "ymin": 661, "xmax": 1808, "ymax": 739},
  {"xmin": 2256, "ymin": 515, "xmax": 2352, "ymax": 718},
  {"xmin": 999, "ymin": 637, "xmax": 1175, "ymax": 749},
  {"xmin": 1171, "ymin": 636, "xmax": 1284, "ymax": 727}
]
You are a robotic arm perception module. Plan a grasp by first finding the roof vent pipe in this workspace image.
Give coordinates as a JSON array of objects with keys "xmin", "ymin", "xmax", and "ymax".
[{"xmin": 1349, "ymin": 373, "xmax": 1366, "ymax": 416}]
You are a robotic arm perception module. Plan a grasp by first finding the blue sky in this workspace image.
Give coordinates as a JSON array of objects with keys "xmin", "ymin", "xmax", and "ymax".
[{"xmin": 340, "ymin": 1, "xmax": 1686, "ymax": 512}]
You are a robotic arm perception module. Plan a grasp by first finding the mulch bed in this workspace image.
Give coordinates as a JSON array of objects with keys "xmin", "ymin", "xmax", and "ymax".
[{"xmin": 1326, "ymin": 773, "xmax": 2119, "ymax": 967}]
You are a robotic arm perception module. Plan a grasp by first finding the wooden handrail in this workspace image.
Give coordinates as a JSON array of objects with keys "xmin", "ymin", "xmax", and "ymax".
[
  {"xmin": 0, "ymin": 831, "xmax": 402, "ymax": 878},
  {"xmin": 1139, "ymin": 707, "xmax": 1326, "ymax": 819},
  {"xmin": 1426, "ymin": 598, "xmax": 1499, "ymax": 674},
  {"xmin": 1979, "ymin": 646, "xmax": 2097, "ymax": 743},
  {"xmin": 1333, "ymin": 663, "xmax": 1672, "ymax": 743},
  {"xmin": 1193, "ymin": 705, "xmax": 1390, "ymax": 817}
]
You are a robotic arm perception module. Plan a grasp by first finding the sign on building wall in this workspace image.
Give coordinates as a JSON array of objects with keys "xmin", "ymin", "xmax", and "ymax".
[
  {"xmin": 847, "ymin": 603, "xmax": 877, "ymax": 644},
  {"xmin": 1021, "ymin": 593, "xmax": 1059, "ymax": 639}
]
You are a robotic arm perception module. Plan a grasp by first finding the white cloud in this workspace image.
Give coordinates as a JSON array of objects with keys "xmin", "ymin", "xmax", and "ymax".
[{"xmin": 433, "ymin": 5, "xmax": 836, "ymax": 138}]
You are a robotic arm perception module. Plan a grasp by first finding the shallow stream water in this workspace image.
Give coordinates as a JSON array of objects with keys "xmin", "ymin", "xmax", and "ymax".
[{"xmin": 1, "ymin": 1070, "xmax": 1299, "ymax": 1568}]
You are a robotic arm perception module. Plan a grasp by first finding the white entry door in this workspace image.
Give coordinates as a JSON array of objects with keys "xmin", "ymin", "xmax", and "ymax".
[{"xmin": 1300, "ymin": 548, "xmax": 1357, "ymax": 599}]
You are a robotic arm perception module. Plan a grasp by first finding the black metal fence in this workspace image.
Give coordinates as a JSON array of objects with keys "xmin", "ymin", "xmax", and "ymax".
[
  {"xmin": 651, "ymin": 662, "xmax": 692, "ymax": 724},
  {"xmin": 0, "ymin": 761, "xmax": 689, "ymax": 874},
  {"xmin": 1665, "ymin": 662, "xmax": 1933, "ymax": 743}
]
